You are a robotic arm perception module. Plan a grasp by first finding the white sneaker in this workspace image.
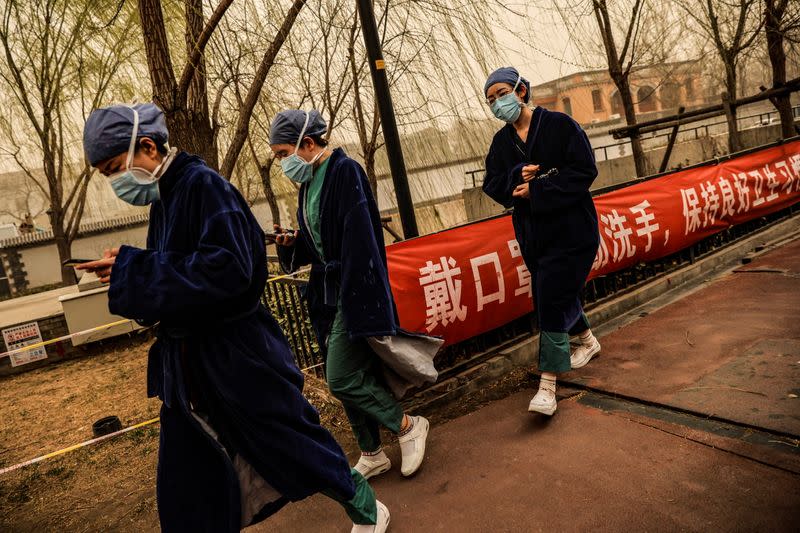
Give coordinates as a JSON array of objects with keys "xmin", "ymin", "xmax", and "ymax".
[
  {"xmin": 570, "ymin": 335, "xmax": 600, "ymax": 369},
  {"xmin": 351, "ymin": 500, "xmax": 390, "ymax": 533},
  {"xmin": 398, "ymin": 415, "xmax": 429, "ymax": 477},
  {"xmin": 528, "ymin": 386, "xmax": 557, "ymax": 416},
  {"xmin": 354, "ymin": 450, "xmax": 392, "ymax": 480}
]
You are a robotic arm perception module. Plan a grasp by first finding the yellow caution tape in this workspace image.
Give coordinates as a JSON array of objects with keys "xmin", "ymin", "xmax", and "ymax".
[
  {"xmin": 0, "ymin": 417, "xmax": 161, "ymax": 476},
  {"xmin": 0, "ymin": 318, "xmax": 133, "ymax": 361}
]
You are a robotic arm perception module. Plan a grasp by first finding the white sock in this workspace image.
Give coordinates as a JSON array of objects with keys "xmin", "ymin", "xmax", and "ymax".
[
  {"xmin": 539, "ymin": 372, "xmax": 557, "ymax": 393},
  {"xmin": 362, "ymin": 448, "xmax": 385, "ymax": 458},
  {"xmin": 579, "ymin": 330, "xmax": 594, "ymax": 343}
]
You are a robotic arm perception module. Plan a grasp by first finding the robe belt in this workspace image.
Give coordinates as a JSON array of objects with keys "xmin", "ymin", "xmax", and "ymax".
[
  {"xmin": 311, "ymin": 260, "xmax": 341, "ymax": 307},
  {"xmin": 158, "ymin": 302, "xmax": 262, "ymax": 339}
]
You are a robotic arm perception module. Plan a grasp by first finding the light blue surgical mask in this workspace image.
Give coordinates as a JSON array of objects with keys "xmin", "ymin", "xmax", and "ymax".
[
  {"xmin": 111, "ymin": 171, "xmax": 162, "ymax": 206},
  {"xmin": 280, "ymin": 111, "xmax": 324, "ymax": 184},
  {"xmin": 489, "ymin": 76, "xmax": 523, "ymax": 123},
  {"xmin": 107, "ymin": 108, "xmax": 175, "ymax": 206}
]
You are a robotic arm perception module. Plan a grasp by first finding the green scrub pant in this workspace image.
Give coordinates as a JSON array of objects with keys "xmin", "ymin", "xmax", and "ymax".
[
  {"xmin": 538, "ymin": 312, "xmax": 591, "ymax": 374},
  {"xmin": 324, "ymin": 468, "xmax": 378, "ymax": 525},
  {"xmin": 325, "ymin": 308, "xmax": 404, "ymax": 453}
]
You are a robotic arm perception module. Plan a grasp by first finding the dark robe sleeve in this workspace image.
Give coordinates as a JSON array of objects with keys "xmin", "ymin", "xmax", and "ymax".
[
  {"xmin": 109, "ymin": 206, "xmax": 255, "ymax": 323},
  {"xmin": 483, "ymin": 134, "xmax": 526, "ymax": 209},
  {"xmin": 337, "ymin": 161, "xmax": 396, "ymax": 338},
  {"xmin": 529, "ymin": 116, "xmax": 597, "ymax": 213}
]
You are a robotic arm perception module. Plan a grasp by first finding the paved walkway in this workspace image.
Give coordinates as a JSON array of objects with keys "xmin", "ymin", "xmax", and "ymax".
[{"xmin": 250, "ymin": 236, "xmax": 800, "ymax": 532}]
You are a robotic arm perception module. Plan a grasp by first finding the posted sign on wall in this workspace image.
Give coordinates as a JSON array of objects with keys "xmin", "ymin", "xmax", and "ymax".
[{"xmin": 2, "ymin": 322, "xmax": 47, "ymax": 367}]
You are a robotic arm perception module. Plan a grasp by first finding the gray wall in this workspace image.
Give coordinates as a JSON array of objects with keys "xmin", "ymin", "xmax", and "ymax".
[{"xmin": 17, "ymin": 225, "xmax": 148, "ymax": 289}]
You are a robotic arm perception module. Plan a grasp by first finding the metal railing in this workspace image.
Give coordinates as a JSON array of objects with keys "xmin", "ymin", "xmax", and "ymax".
[
  {"xmin": 592, "ymin": 104, "xmax": 800, "ymax": 162},
  {"xmin": 261, "ymin": 275, "xmax": 324, "ymax": 378},
  {"xmin": 263, "ymin": 201, "xmax": 797, "ymax": 384}
]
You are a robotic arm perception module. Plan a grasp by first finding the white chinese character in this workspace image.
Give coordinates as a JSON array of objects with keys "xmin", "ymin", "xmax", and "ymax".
[
  {"xmin": 775, "ymin": 160, "xmax": 795, "ymax": 194},
  {"xmin": 630, "ymin": 200, "xmax": 660, "ymax": 252},
  {"xmin": 681, "ymin": 187, "xmax": 702, "ymax": 235},
  {"xmin": 762, "ymin": 164, "xmax": 780, "ymax": 202},
  {"xmin": 749, "ymin": 169, "xmax": 766, "ymax": 207},
  {"xmin": 699, "ymin": 181, "xmax": 720, "ymax": 227},
  {"xmin": 507, "ymin": 239, "xmax": 532, "ymax": 298},
  {"xmin": 717, "ymin": 177, "xmax": 736, "ymax": 218},
  {"xmin": 789, "ymin": 155, "xmax": 800, "ymax": 191},
  {"xmin": 733, "ymin": 172, "xmax": 750, "ymax": 213},
  {"xmin": 470, "ymin": 252, "xmax": 505, "ymax": 311},
  {"xmin": 600, "ymin": 209, "xmax": 636, "ymax": 262},
  {"xmin": 418, "ymin": 256, "xmax": 467, "ymax": 332},
  {"xmin": 592, "ymin": 223, "xmax": 610, "ymax": 272}
]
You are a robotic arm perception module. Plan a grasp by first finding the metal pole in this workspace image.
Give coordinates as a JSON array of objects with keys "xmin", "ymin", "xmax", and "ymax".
[{"xmin": 356, "ymin": 0, "xmax": 419, "ymax": 238}]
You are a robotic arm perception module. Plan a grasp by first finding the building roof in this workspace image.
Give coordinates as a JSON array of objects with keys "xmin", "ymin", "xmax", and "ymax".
[
  {"xmin": 531, "ymin": 60, "xmax": 700, "ymax": 94},
  {"xmin": 0, "ymin": 213, "xmax": 150, "ymax": 250}
]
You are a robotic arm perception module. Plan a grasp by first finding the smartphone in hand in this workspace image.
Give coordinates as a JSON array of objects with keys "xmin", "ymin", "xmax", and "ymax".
[
  {"xmin": 265, "ymin": 230, "xmax": 295, "ymax": 244},
  {"xmin": 61, "ymin": 258, "xmax": 99, "ymax": 267}
]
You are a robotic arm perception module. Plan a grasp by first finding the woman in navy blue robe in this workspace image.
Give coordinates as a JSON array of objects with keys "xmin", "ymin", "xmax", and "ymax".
[
  {"xmin": 79, "ymin": 103, "xmax": 390, "ymax": 533},
  {"xmin": 270, "ymin": 110, "xmax": 436, "ymax": 482},
  {"xmin": 483, "ymin": 68, "xmax": 602, "ymax": 416}
]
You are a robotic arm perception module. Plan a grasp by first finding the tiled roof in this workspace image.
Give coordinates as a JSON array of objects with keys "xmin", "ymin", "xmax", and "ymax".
[{"xmin": 0, "ymin": 213, "xmax": 150, "ymax": 249}]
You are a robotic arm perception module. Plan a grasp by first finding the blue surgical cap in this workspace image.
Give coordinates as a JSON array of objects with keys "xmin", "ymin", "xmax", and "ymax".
[
  {"xmin": 484, "ymin": 67, "xmax": 531, "ymax": 104},
  {"xmin": 83, "ymin": 103, "xmax": 169, "ymax": 166},
  {"xmin": 269, "ymin": 109, "xmax": 327, "ymax": 145}
]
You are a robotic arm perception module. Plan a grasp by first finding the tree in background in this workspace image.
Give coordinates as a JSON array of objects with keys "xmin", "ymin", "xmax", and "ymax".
[
  {"xmin": 137, "ymin": 0, "xmax": 307, "ymax": 174},
  {"xmin": 764, "ymin": 0, "xmax": 800, "ymax": 138},
  {"xmin": 546, "ymin": 0, "xmax": 685, "ymax": 178},
  {"xmin": 0, "ymin": 0, "xmax": 139, "ymax": 283},
  {"xmin": 681, "ymin": 0, "xmax": 763, "ymax": 152}
]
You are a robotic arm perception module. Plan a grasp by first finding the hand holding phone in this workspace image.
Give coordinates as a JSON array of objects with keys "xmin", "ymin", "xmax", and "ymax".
[
  {"xmin": 74, "ymin": 248, "xmax": 120, "ymax": 283},
  {"xmin": 521, "ymin": 164, "xmax": 540, "ymax": 183},
  {"xmin": 271, "ymin": 225, "xmax": 297, "ymax": 247}
]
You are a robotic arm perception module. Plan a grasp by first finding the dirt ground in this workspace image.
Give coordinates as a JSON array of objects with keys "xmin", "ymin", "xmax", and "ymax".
[
  {"xmin": 0, "ymin": 333, "xmax": 364, "ymax": 532},
  {"xmin": 0, "ymin": 328, "xmax": 535, "ymax": 532}
]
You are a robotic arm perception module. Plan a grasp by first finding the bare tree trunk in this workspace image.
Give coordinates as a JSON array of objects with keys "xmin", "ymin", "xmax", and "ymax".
[
  {"xmin": 723, "ymin": 62, "xmax": 741, "ymax": 152},
  {"xmin": 616, "ymin": 76, "xmax": 648, "ymax": 176},
  {"xmin": 258, "ymin": 159, "xmax": 281, "ymax": 227},
  {"xmin": 593, "ymin": 0, "xmax": 648, "ymax": 177},
  {"xmin": 364, "ymin": 145, "xmax": 379, "ymax": 199},
  {"xmin": 183, "ymin": 0, "xmax": 219, "ymax": 167},
  {"xmin": 138, "ymin": 0, "xmax": 233, "ymax": 169},
  {"xmin": 49, "ymin": 208, "xmax": 76, "ymax": 284},
  {"xmin": 765, "ymin": 0, "xmax": 796, "ymax": 138}
]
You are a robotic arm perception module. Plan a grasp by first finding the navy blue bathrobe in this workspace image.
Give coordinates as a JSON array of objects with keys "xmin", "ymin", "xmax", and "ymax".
[
  {"xmin": 483, "ymin": 107, "xmax": 599, "ymax": 338},
  {"xmin": 277, "ymin": 148, "xmax": 397, "ymax": 345},
  {"xmin": 108, "ymin": 152, "xmax": 355, "ymax": 532}
]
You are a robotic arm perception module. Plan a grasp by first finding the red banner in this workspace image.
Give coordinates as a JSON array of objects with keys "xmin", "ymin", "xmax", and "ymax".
[{"xmin": 387, "ymin": 140, "xmax": 800, "ymax": 345}]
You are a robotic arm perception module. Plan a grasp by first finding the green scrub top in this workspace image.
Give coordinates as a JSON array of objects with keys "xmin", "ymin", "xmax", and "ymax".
[{"xmin": 305, "ymin": 155, "xmax": 330, "ymax": 261}]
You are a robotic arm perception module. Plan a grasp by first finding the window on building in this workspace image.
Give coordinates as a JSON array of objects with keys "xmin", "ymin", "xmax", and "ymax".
[
  {"xmin": 592, "ymin": 89, "xmax": 603, "ymax": 112},
  {"xmin": 637, "ymin": 86, "xmax": 657, "ymax": 113},
  {"xmin": 660, "ymin": 82, "xmax": 681, "ymax": 110},
  {"xmin": 562, "ymin": 97, "xmax": 572, "ymax": 116},
  {"xmin": 610, "ymin": 91, "xmax": 624, "ymax": 116},
  {"xmin": 684, "ymin": 79, "xmax": 694, "ymax": 100}
]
